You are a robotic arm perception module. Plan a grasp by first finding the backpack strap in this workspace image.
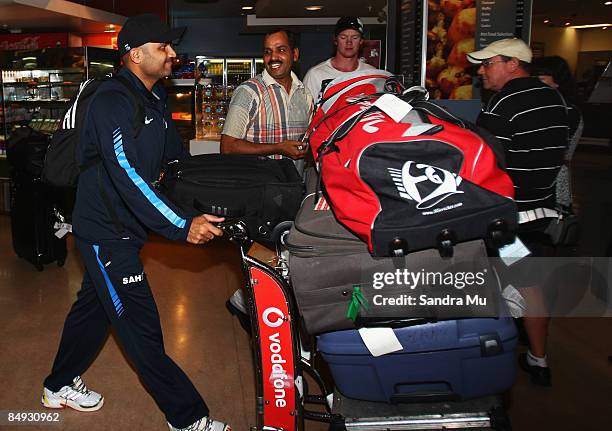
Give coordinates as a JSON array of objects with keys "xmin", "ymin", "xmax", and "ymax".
[
  {"xmin": 79, "ymin": 75, "xmax": 145, "ymax": 174},
  {"xmin": 111, "ymin": 75, "xmax": 145, "ymax": 138}
]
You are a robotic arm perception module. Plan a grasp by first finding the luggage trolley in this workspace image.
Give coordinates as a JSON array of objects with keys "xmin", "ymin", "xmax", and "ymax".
[{"xmin": 220, "ymin": 219, "xmax": 513, "ymax": 431}]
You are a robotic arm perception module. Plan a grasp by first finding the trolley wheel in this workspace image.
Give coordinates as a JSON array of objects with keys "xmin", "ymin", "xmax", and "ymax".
[
  {"xmin": 328, "ymin": 415, "xmax": 346, "ymax": 431},
  {"xmin": 490, "ymin": 406, "xmax": 512, "ymax": 431},
  {"xmin": 57, "ymin": 259, "xmax": 65, "ymax": 267}
]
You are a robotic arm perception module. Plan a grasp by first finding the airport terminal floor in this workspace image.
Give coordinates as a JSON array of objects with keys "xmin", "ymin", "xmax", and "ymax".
[{"xmin": 1, "ymin": 146, "xmax": 611, "ymax": 430}]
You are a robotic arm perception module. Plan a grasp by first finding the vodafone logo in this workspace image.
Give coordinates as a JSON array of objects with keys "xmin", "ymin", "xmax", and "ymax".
[{"xmin": 262, "ymin": 307, "xmax": 285, "ymax": 328}]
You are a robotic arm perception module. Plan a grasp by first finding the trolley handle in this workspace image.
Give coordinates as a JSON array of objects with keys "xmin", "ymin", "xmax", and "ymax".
[{"xmin": 193, "ymin": 199, "xmax": 249, "ymax": 241}]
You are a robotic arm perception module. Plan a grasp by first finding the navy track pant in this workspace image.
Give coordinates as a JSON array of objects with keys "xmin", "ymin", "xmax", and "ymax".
[{"xmin": 44, "ymin": 238, "xmax": 208, "ymax": 428}]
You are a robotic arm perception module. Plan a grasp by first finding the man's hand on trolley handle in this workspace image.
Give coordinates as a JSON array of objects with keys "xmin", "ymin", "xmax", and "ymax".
[{"xmin": 187, "ymin": 214, "xmax": 225, "ymax": 244}]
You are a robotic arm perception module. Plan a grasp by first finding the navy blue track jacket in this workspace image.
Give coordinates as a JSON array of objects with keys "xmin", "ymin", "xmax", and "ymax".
[{"xmin": 72, "ymin": 68, "xmax": 191, "ymax": 247}]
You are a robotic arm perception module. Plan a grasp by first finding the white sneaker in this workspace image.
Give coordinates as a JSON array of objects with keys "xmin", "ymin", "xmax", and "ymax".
[
  {"xmin": 168, "ymin": 416, "xmax": 231, "ymax": 431},
  {"xmin": 42, "ymin": 376, "xmax": 104, "ymax": 412},
  {"xmin": 229, "ymin": 289, "xmax": 247, "ymax": 314}
]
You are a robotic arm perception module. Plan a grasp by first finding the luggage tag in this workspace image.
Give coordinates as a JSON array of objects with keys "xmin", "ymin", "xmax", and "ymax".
[
  {"xmin": 401, "ymin": 124, "xmax": 440, "ymax": 136},
  {"xmin": 54, "ymin": 222, "xmax": 72, "ymax": 239},
  {"xmin": 498, "ymin": 236, "xmax": 531, "ymax": 266},
  {"xmin": 358, "ymin": 327, "xmax": 404, "ymax": 357},
  {"xmin": 373, "ymin": 94, "xmax": 413, "ymax": 122}
]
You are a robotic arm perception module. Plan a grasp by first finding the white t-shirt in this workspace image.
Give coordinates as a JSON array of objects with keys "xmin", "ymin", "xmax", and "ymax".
[{"xmin": 303, "ymin": 58, "xmax": 375, "ymax": 102}]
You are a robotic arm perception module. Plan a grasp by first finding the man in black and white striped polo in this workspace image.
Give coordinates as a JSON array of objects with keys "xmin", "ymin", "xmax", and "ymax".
[{"xmin": 468, "ymin": 38, "xmax": 571, "ymax": 387}]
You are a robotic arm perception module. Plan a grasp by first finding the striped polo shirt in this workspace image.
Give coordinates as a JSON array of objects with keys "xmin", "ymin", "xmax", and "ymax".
[
  {"xmin": 476, "ymin": 77, "xmax": 570, "ymax": 219},
  {"xmin": 222, "ymin": 69, "xmax": 313, "ymax": 159}
]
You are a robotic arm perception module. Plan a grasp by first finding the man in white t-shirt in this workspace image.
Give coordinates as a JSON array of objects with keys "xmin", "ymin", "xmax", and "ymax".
[{"xmin": 303, "ymin": 16, "xmax": 375, "ymax": 102}]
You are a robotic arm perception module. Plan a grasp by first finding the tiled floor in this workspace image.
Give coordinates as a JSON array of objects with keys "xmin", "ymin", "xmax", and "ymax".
[{"xmin": 0, "ymin": 146, "xmax": 611, "ymax": 430}]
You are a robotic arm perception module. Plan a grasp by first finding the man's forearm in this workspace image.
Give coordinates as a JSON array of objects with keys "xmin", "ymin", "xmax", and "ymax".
[{"xmin": 220, "ymin": 134, "xmax": 280, "ymax": 155}]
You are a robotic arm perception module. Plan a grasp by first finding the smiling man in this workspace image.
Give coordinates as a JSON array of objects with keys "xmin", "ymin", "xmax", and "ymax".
[
  {"xmin": 220, "ymin": 28, "xmax": 313, "ymax": 169},
  {"xmin": 303, "ymin": 16, "xmax": 375, "ymax": 102},
  {"xmin": 221, "ymin": 28, "xmax": 313, "ymax": 328}
]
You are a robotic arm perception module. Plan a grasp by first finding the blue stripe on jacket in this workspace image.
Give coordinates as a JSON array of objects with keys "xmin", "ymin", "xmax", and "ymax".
[{"xmin": 112, "ymin": 127, "xmax": 186, "ymax": 229}]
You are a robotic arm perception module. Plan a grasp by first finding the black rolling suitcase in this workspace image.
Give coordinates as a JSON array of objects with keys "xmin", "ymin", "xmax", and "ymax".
[
  {"xmin": 159, "ymin": 154, "xmax": 305, "ymax": 244},
  {"xmin": 10, "ymin": 173, "xmax": 67, "ymax": 271},
  {"xmin": 7, "ymin": 126, "xmax": 67, "ymax": 271}
]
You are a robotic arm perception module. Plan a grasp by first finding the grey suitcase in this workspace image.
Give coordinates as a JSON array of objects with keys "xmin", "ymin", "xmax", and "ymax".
[{"xmin": 287, "ymin": 169, "xmax": 501, "ymax": 335}]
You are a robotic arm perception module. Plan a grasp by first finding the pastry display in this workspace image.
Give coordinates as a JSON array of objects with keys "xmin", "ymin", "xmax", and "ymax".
[{"xmin": 425, "ymin": 1, "xmax": 476, "ymax": 99}]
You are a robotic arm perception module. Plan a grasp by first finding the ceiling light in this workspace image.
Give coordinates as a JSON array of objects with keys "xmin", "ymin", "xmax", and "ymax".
[
  {"xmin": 543, "ymin": 19, "xmax": 550, "ymax": 24},
  {"xmin": 605, "ymin": 1, "xmax": 612, "ymax": 6},
  {"xmin": 305, "ymin": 5, "xmax": 324, "ymax": 11},
  {"xmin": 241, "ymin": 6, "xmax": 254, "ymax": 10},
  {"xmin": 603, "ymin": 27, "xmax": 608, "ymax": 30},
  {"xmin": 564, "ymin": 22, "xmax": 571, "ymax": 26},
  {"xmin": 569, "ymin": 23, "xmax": 612, "ymax": 29}
]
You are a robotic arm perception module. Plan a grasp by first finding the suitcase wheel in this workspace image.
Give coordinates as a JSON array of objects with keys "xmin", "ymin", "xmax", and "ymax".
[
  {"xmin": 436, "ymin": 229, "xmax": 456, "ymax": 259},
  {"xmin": 490, "ymin": 405, "xmax": 512, "ymax": 431},
  {"xmin": 35, "ymin": 263, "xmax": 44, "ymax": 272},
  {"xmin": 389, "ymin": 237, "xmax": 409, "ymax": 257}
]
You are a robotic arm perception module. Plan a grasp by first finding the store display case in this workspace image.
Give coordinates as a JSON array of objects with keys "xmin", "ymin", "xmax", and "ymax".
[
  {"xmin": 164, "ymin": 79, "xmax": 195, "ymax": 147},
  {"xmin": 226, "ymin": 58, "xmax": 253, "ymax": 87},
  {"xmin": 192, "ymin": 56, "xmax": 261, "ymax": 143},
  {"xmin": 0, "ymin": 47, "xmax": 119, "ymax": 155}
]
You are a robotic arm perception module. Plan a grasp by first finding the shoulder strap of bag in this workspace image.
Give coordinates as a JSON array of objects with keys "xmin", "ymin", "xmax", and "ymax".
[{"xmin": 112, "ymin": 75, "xmax": 145, "ymax": 138}]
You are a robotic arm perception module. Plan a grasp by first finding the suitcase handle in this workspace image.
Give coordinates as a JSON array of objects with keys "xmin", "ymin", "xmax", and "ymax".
[
  {"xmin": 390, "ymin": 391, "xmax": 460, "ymax": 403},
  {"xmin": 354, "ymin": 317, "xmax": 436, "ymax": 328},
  {"xmin": 193, "ymin": 199, "xmax": 245, "ymax": 218}
]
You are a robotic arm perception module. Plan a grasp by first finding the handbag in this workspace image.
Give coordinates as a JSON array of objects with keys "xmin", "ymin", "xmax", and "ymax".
[{"xmin": 545, "ymin": 208, "xmax": 579, "ymax": 246}]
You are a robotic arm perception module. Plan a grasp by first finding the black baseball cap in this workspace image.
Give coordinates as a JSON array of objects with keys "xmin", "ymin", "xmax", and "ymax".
[
  {"xmin": 335, "ymin": 16, "xmax": 364, "ymax": 36},
  {"xmin": 118, "ymin": 13, "xmax": 185, "ymax": 56}
]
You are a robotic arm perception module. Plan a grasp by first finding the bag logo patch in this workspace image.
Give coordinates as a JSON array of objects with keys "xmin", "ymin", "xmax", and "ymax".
[
  {"xmin": 389, "ymin": 162, "xmax": 464, "ymax": 212},
  {"xmin": 360, "ymin": 112, "xmax": 386, "ymax": 134},
  {"xmin": 314, "ymin": 196, "xmax": 330, "ymax": 211}
]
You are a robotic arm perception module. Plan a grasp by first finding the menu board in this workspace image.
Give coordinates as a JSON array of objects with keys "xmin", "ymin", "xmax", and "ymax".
[
  {"xmin": 424, "ymin": 0, "xmax": 532, "ymax": 100},
  {"xmin": 478, "ymin": 0, "xmax": 531, "ymax": 49},
  {"xmin": 397, "ymin": 0, "xmax": 426, "ymax": 86}
]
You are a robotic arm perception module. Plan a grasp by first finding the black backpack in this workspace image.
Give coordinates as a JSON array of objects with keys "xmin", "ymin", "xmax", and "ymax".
[{"xmin": 41, "ymin": 75, "xmax": 144, "ymax": 188}]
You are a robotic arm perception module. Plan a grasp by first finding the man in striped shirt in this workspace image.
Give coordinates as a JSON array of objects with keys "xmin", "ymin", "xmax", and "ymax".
[
  {"xmin": 469, "ymin": 38, "xmax": 570, "ymax": 387},
  {"xmin": 222, "ymin": 28, "xmax": 313, "ymax": 324},
  {"xmin": 221, "ymin": 28, "xmax": 313, "ymax": 174}
]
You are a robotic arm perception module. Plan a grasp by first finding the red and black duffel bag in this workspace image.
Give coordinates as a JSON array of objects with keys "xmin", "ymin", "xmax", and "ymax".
[{"xmin": 307, "ymin": 70, "xmax": 517, "ymax": 257}]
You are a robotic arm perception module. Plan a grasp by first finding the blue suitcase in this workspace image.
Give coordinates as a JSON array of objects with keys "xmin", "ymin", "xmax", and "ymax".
[{"xmin": 317, "ymin": 317, "xmax": 517, "ymax": 403}]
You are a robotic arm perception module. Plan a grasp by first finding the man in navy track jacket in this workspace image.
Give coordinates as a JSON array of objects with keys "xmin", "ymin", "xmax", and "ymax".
[{"xmin": 41, "ymin": 14, "xmax": 231, "ymax": 431}]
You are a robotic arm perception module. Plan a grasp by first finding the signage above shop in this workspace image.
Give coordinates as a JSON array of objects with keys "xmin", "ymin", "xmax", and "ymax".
[{"xmin": 0, "ymin": 33, "xmax": 70, "ymax": 50}]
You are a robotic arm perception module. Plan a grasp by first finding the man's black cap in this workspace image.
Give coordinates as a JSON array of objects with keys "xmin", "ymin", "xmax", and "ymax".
[
  {"xmin": 118, "ymin": 13, "xmax": 185, "ymax": 56},
  {"xmin": 335, "ymin": 16, "xmax": 364, "ymax": 36}
]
